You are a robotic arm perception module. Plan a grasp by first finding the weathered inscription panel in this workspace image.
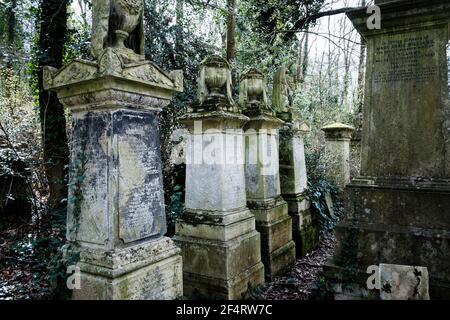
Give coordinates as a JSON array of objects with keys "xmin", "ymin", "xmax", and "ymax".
[
  {"xmin": 68, "ymin": 112, "xmax": 110, "ymax": 245},
  {"xmin": 373, "ymin": 35, "xmax": 436, "ymax": 84},
  {"xmin": 115, "ymin": 111, "xmax": 166, "ymax": 244},
  {"xmin": 364, "ymin": 28, "xmax": 446, "ymax": 177}
]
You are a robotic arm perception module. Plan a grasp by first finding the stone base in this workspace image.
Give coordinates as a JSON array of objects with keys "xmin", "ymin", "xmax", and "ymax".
[
  {"xmin": 324, "ymin": 177, "xmax": 450, "ymax": 299},
  {"xmin": 283, "ymin": 193, "xmax": 319, "ymax": 258},
  {"xmin": 69, "ymin": 237, "xmax": 183, "ymax": 300},
  {"xmin": 249, "ymin": 198, "xmax": 296, "ymax": 281},
  {"xmin": 174, "ymin": 208, "xmax": 265, "ymax": 299}
]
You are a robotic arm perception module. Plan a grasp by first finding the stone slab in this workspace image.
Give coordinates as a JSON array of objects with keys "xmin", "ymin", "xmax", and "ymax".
[
  {"xmin": 379, "ymin": 264, "xmax": 430, "ymax": 300},
  {"xmin": 250, "ymin": 201, "xmax": 296, "ymax": 280},
  {"xmin": 68, "ymin": 109, "xmax": 166, "ymax": 246},
  {"xmin": 174, "ymin": 229, "xmax": 265, "ymax": 299},
  {"xmin": 71, "ymin": 237, "xmax": 183, "ymax": 300}
]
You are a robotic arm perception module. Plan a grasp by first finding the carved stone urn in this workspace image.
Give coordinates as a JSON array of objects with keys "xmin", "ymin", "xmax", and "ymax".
[
  {"xmin": 112, "ymin": 0, "xmax": 143, "ymax": 49},
  {"xmin": 196, "ymin": 55, "xmax": 236, "ymax": 111},
  {"xmin": 243, "ymin": 69, "xmax": 265, "ymax": 104},
  {"xmin": 239, "ymin": 68, "xmax": 271, "ymax": 116},
  {"xmin": 203, "ymin": 56, "xmax": 229, "ymax": 98}
]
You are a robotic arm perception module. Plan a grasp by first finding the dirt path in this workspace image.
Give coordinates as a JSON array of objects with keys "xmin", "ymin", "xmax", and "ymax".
[{"xmin": 259, "ymin": 232, "xmax": 335, "ymax": 300}]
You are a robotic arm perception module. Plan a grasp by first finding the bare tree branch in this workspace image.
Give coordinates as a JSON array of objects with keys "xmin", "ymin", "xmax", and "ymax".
[{"xmin": 290, "ymin": 7, "xmax": 358, "ymax": 32}]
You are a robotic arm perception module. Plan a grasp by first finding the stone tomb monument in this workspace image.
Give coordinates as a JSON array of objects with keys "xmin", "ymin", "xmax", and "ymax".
[
  {"xmin": 174, "ymin": 56, "xmax": 265, "ymax": 299},
  {"xmin": 240, "ymin": 69, "xmax": 296, "ymax": 280},
  {"xmin": 324, "ymin": 0, "xmax": 450, "ymax": 299},
  {"xmin": 273, "ymin": 66, "xmax": 319, "ymax": 257},
  {"xmin": 44, "ymin": 0, "xmax": 183, "ymax": 299},
  {"xmin": 321, "ymin": 123, "xmax": 355, "ymax": 189}
]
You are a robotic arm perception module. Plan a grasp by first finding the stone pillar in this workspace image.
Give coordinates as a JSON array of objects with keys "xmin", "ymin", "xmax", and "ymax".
[
  {"xmin": 43, "ymin": 1, "xmax": 184, "ymax": 299},
  {"xmin": 279, "ymin": 121, "xmax": 318, "ymax": 257},
  {"xmin": 324, "ymin": 0, "xmax": 450, "ymax": 299},
  {"xmin": 240, "ymin": 69, "xmax": 296, "ymax": 280},
  {"xmin": 321, "ymin": 123, "xmax": 355, "ymax": 189},
  {"xmin": 174, "ymin": 56, "xmax": 265, "ymax": 299}
]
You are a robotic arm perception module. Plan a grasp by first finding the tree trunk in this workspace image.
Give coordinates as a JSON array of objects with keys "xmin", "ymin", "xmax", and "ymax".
[
  {"xmin": 296, "ymin": 34, "xmax": 304, "ymax": 83},
  {"xmin": 37, "ymin": 0, "xmax": 70, "ymax": 211},
  {"xmin": 6, "ymin": 0, "xmax": 16, "ymax": 47},
  {"xmin": 226, "ymin": 0, "xmax": 236, "ymax": 64},
  {"xmin": 356, "ymin": 0, "xmax": 366, "ymax": 115},
  {"xmin": 302, "ymin": 28, "xmax": 309, "ymax": 81},
  {"xmin": 5, "ymin": 0, "xmax": 17, "ymax": 68},
  {"xmin": 175, "ymin": 0, "xmax": 184, "ymax": 69}
]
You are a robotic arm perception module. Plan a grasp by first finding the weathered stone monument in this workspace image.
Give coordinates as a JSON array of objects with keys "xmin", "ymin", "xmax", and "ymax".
[
  {"xmin": 273, "ymin": 66, "xmax": 319, "ymax": 257},
  {"xmin": 43, "ymin": 0, "xmax": 184, "ymax": 299},
  {"xmin": 174, "ymin": 56, "xmax": 265, "ymax": 299},
  {"xmin": 321, "ymin": 123, "xmax": 355, "ymax": 189},
  {"xmin": 240, "ymin": 69, "xmax": 296, "ymax": 280},
  {"xmin": 324, "ymin": 0, "xmax": 450, "ymax": 299}
]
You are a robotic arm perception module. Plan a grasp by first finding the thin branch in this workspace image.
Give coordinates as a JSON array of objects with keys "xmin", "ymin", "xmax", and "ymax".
[
  {"xmin": 290, "ymin": 7, "xmax": 358, "ymax": 32},
  {"xmin": 282, "ymin": 30, "xmax": 362, "ymax": 46}
]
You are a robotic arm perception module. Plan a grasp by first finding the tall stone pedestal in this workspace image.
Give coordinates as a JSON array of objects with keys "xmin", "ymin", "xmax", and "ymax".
[
  {"xmin": 241, "ymin": 70, "xmax": 296, "ymax": 280},
  {"xmin": 279, "ymin": 120, "xmax": 319, "ymax": 257},
  {"xmin": 324, "ymin": 0, "xmax": 450, "ymax": 299},
  {"xmin": 321, "ymin": 123, "xmax": 354, "ymax": 189},
  {"xmin": 174, "ymin": 56, "xmax": 265, "ymax": 299},
  {"xmin": 44, "ymin": 57, "xmax": 184, "ymax": 300}
]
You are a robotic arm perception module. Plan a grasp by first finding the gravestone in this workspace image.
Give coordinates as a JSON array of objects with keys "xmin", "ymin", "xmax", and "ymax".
[
  {"xmin": 44, "ymin": 0, "xmax": 184, "ymax": 299},
  {"xmin": 274, "ymin": 66, "xmax": 319, "ymax": 257},
  {"xmin": 324, "ymin": 0, "xmax": 450, "ymax": 299},
  {"xmin": 240, "ymin": 69, "xmax": 296, "ymax": 280},
  {"xmin": 174, "ymin": 56, "xmax": 265, "ymax": 299},
  {"xmin": 321, "ymin": 123, "xmax": 354, "ymax": 189}
]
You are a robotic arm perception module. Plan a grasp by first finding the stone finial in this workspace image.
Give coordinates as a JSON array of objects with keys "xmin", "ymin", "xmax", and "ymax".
[
  {"xmin": 91, "ymin": 0, "xmax": 145, "ymax": 63},
  {"xmin": 239, "ymin": 68, "xmax": 269, "ymax": 110},
  {"xmin": 321, "ymin": 122, "xmax": 355, "ymax": 140},
  {"xmin": 194, "ymin": 55, "xmax": 237, "ymax": 112},
  {"xmin": 292, "ymin": 121, "xmax": 310, "ymax": 134},
  {"xmin": 272, "ymin": 65, "xmax": 296, "ymax": 120}
]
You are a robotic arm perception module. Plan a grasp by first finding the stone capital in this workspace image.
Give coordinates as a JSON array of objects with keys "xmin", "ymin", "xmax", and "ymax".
[
  {"xmin": 179, "ymin": 110, "xmax": 249, "ymax": 133},
  {"xmin": 244, "ymin": 114, "xmax": 284, "ymax": 131},
  {"xmin": 347, "ymin": 0, "xmax": 450, "ymax": 39},
  {"xmin": 43, "ymin": 59, "xmax": 183, "ymax": 113},
  {"xmin": 321, "ymin": 122, "xmax": 355, "ymax": 141}
]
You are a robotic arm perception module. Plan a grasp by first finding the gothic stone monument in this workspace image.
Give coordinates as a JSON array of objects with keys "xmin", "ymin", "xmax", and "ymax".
[
  {"xmin": 44, "ymin": 0, "xmax": 184, "ymax": 299},
  {"xmin": 240, "ymin": 69, "xmax": 296, "ymax": 280},
  {"xmin": 324, "ymin": 0, "xmax": 450, "ymax": 299},
  {"xmin": 174, "ymin": 56, "xmax": 265, "ymax": 299},
  {"xmin": 273, "ymin": 66, "xmax": 319, "ymax": 257}
]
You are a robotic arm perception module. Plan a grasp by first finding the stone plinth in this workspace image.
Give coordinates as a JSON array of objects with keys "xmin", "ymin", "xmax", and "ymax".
[
  {"xmin": 242, "ymin": 113, "xmax": 295, "ymax": 280},
  {"xmin": 325, "ymin": 0, "xmax": 450, "ymax": 299},
  {"xmin": 174, "ymin": 111, "xmax": 265, "ymax": 299},
  {"xmin": 279, "ymin": 121, "xmax": 319, "ymax": 257},
  {"xmin": 174, "ymin": 56, "xmax": 264, "ymax": 299},
  {"xmin": 44, "ymin": 57, "xmax": 184, "ymax": 300},
  {"xmin": 321, "ymin": 123, "xmax": 354, "ymax": 189}
]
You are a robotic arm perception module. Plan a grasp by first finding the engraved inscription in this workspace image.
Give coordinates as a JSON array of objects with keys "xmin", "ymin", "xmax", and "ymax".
[
  {"xmin": 116, "ymin": 111, "xmax": 166, "ymax": 243},
  {"xmin": 373, "ymin": 35, "xmax": 437, "ymax": 84},
  {"xmin": 68, "ymin": 112, "xmax": 110, "ymax": 245}
]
